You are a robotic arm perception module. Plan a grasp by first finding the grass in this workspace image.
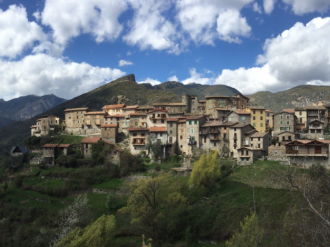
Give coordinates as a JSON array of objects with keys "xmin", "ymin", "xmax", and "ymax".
[
  {"xmin": 50, "ymin": 135, "xmax": 84, "ymax": 145},
  {"xmin": 24, "ymin": 177, "xmax": 65, "ymax": 189},
  {"xmin": 92, "ymin": 178, "xmax": 123, "ymax": 190}
]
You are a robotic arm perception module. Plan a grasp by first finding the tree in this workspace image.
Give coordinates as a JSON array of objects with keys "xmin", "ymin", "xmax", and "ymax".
[
  {"xmin": 145, "ymin": 134, "xmax": 163, "ymax": 159},
  {"xmin": 51, "ymin": 194, "xmax": 91, "ymax": 246},
  {"xmin": 226, "ymin": 212, "xmax": 264, "ymax": 247},
  {"xmin": 2, "ymin": 182, "xmax": 8, "ymax": 194},
  {"xmin": 190, "ymin": 151, "xmax": 221, "ymax": 191},
  {"xmin": 119, "ymin": 173, "xmax": 186, "ymax": 247},
  {"xmin": 56, "ymin": 214, "xmax": 116, "ymax": 247},
  {"xmin": 105, "ymin": 192, "xmax": 119, "ymax": 213},
  {"xmin": 119, "ymin": 151, "xmax": 145, "ymax": 177}
]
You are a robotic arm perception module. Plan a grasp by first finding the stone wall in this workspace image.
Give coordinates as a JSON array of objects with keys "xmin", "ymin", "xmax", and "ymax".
[{"xmin": 101, "ymin": 127, "xmax": 117, "ymax": 143}]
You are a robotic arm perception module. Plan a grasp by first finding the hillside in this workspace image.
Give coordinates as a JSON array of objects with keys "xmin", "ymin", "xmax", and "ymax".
[
  {"xmin": 0, "ymin": 74, "xmax": 182, "ymax": 153},
  {"xmin": 0, "ymin": 94, "xmax": 66, "ymax": 128},
  {"xmin": 141, "ymin": 81, "xmax": 241, "ymax": 99},
  {"xmin": 249, "ymin": 85, "xmax": 330, "ymax": 112}
]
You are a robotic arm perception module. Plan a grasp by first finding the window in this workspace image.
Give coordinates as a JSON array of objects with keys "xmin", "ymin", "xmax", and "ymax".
[
  {"xmin": 280, "ymin": 121, "xmax": 283, "ymax": 124},
  {"xmin": 189, "ymin": 121, "xmax": 192, "ymax": 125},
  {"xmin": 286, "ymin": 115, "xmax": 290, "ymax": 119},
  {"xmin": 287, "ymin": 121, "xmax": 289, "ymax": 124},
  {"xmin": 260, "ymin": 111, "xmax": 263, "ymax": 114},
  {"xmin": 194, "ymin": 120, "xmax": 197, "ymax": 125},
  {"xmin": 135, "ymin": 122, "xmax": 138, "ymax": 126},
  {"xmin": 180, "ymin": 135, "xmax": 183, "ymax": 140},
  {"xmin": 260, "ymin": 117, "xmax": 263, "ymax": 120},
  {"xmin": 258, "ymin": 144, "xmax": 260, "ymax": 148},
  {"xmin": 234, "ymin": 128, "xmax": 236, "ymax": 131},
  {"xmin": 253, "ymin": 123, "xmax": 256, "ymax": 127},
  {"xmin": 260, "ymin": 123, "xmax": 263, "ymax": 127},
  {"xmin": 141, "ymin": 133, "xmax": 145, "ymax": 136},
  {"xmin": 218, "ymin": 100, "xmax": 221, "ymax": 103},
  {"xmin": 223, "ymin": 133, "xmax": 226, "ymax": 139},
  {"xmin": 191, "ymin": 129, "xmax": 194, "ymax": 133},
  {"xmin": 170, "ymin": 123, "xmax": 173, "ymax": 127},
  {"xmin": 242, "ymin": 99, "xmax": 244, "ymax": 103},
  {"xmin": 160, "ymin": 133, "xmax": 162, "ymax": 137},
  {"xmin": 253, "ymin": 110, "xmax": 256, "ymax": 114},
  {"xmin": 253, "ymin": 116, "xmax": 255, "ymax": 120},
  {"xmin": 251, "ymin": 144, "xmax": 253, "ymax": 147},
  {"xmin": 214, "ymin": 142, "xmax": 216, "ymax": 147},
  {"xmin": 209, "ymin": 105, "xmax": 212, "ymax": 109},
  {"xmin": 180, "ymin": 145, "xmax": 183, "ymax": 148},
  {"xmin": 161, "ymin": 120, "xmax": 165, "ymax": 123},
  {"xmin": 280, "ymin": 115, "xmax": 283, "ymax": 119},
  {"xmin": 170, "ymin": 130, "xmax": 172, "ymax": 134},
  {"xmin": 258, "ymin": 137, "xmax": 260, "ymax": 141},
  {"xmin": 133, "ymin": 133, "xmax": 137, "ymax": 136},
  {"xmin": 242, "ymin": 116, "xmax": 245, "ymax": 120},
  {"xmin": 153, "ymin": 120, "xmax": 156, "ymax": 123},
  {"xmin": 209, "ymin": 100, "xmax": 212, "ymax": 103},
  {"xmin": 299, "ymin": 111, "xmax": 302, "ymax": 115},
  {"xmin": 229, "ymin": 117, "xmax": 231, "ymax": 122}
]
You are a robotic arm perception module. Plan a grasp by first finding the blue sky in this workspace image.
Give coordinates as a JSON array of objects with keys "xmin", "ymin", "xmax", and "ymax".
[{"xmin": 0, "ymin": 0, "xmax": 330, "ymax": 100}]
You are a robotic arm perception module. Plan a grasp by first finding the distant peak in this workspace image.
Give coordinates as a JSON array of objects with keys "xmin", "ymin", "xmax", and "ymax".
[
  {"xmin": 121, "ymin": 74, "xmax": 135, "ymax": 82},
  {"xmin": 0, "ymin": 98, "xmax": 4, "ymax": 102}
]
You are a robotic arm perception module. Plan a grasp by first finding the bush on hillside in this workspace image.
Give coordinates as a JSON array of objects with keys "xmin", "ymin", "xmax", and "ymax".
[
  {"xmin": 119, "ymin": 151, "xmax": 146, "ymax": 177},
  {"xmin": 26, "ymin": 136, "xmax": 41, "ymax": 146}
]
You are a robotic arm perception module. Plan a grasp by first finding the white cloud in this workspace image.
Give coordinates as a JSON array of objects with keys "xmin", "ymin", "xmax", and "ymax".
[
  {"xmin": 41, "ymin": 0, "xmax": 128, "ymax": 45},
  {"xmin": 0, "ymin": 5, "xmax": 46, "ymax": 58},
  {"xmin": 213, "ymin": 17, "xmax": 330, "ymax": 94},
  {"xmin": 118, "ymin": 60, "xmax": 133, "ymax": 67},
  {"xmin": 167, "ymin": 75, "xmax": 178, "ymax": 81},
  {"xmin": 263, "ymin": 0, "xmax": 276, "ymax": 14},
  {"xmin": 253, "ymin": 2, "xmax": 262, "ymax": 13},
  {"xmin": 175, "ymin": 0, "xmax": 253, "ymax": 45},
  {"xmin": 123, "ymin": 0, "xmax": 181, "ymax": 54},
  {"xmin": 0, "ymin": 53, "xmax": 126, "ymax": 100},
  {"xmin": 216, "ymin": 9, "xmax": 251, "ymax": 43},
  {"xmin": 282, "ymin": 0, "xmax": 330, "ymax": 15},
  {"xmin": 182, "ymin": 68, "xmax": 214, "ymax": 85},
  {"xmin": 137, "ymin": 77, "xmax": 162, "ymax": 86}
]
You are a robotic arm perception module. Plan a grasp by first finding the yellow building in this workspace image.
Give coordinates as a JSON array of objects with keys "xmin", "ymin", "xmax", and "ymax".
[
  {"xmin": 265, "ymin": 110, "xmax": 274, "ymax": 132},
  {"xmin": 294, "ymin": 107, "xmax": 307, "ymax": 132},
  {"xmin": 244, "ymin": 106, "xmax": 266, "ymax": 132}
]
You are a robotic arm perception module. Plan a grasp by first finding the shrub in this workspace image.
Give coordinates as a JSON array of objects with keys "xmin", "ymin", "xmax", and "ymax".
[
  {"xmin": 155, "ymin": 164, "xmax": 161, "ymax": 172},
  {"xmin": 14, "ymin": 175, "xmax": 22, "ymax": 188},
  {"xmin": 119, "ymin": 152, "xmax": 146, "ymax": 177}
]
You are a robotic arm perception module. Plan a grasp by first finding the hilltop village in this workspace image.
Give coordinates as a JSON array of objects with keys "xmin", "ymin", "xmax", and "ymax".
[{"xmin": 28, "ymin": 93, "xmax": 330, "ymax": 167}]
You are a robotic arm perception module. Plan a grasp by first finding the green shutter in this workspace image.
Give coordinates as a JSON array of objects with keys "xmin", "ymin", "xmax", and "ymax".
[
  {"xmin": 189, "ymin": 121, "xmax": 192, "ymax": 125},
  {"xmin": 260, "ymin": 123, "xmax": 263, "ymax": 127},
  {"xmin": 253, "ymin": 123, "xmax": 256, "ymax": 127},
  {"xmin": 209, "ymin": 100, "xmax": 212, "ymax": 103},
  {"xmin": 287, "ymin": 121, "xmax": 289, "ymax": 124},
  {"xmin": 280, "ymin": 121, "xmax": 282, "ymax": 124},
  {"xmin": 191, "ymin": 129, "xmax": 194, "ymax": 133},
  {"xmin": 194, "ymin": 120, "xmax": 197, "ymax": 125},
  {"xmin": 135, "ymin": 122, "xmax": 138, "ymax": 126}
]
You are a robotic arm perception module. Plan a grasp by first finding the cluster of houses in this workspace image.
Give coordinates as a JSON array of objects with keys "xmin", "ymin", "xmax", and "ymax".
[{"xmin": 28, "ymin": 94, "xmax": 330, "ymax": 167}]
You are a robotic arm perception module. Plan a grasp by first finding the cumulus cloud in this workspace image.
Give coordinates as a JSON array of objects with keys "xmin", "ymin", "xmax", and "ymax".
[
  {"xmin": 123, "ymin": 0, "xmax": 180, "ymax": 54},
  {"xmin": 0, "ymin": 5, "xmax": 46, "ymax": 58},
  {"xmin": 282, "ymin": 0, "xmax": 330, "ymax": 15},
  {"xmin": 213, "ymin": 17, "xmax": 330, "ymax": 94},
  {"xmin": 168, "ymin": 75, "xmax": 178, "ymax": 81},
  {"xmin": 118, "ymin": 60, "xmax": 133, "ymax": 67},
  {"xmin": 253, "ymin": 2, "xmax": 262, "ymax": 13},
  {"xmin": 41, "ymin": 0, "xmax": 128, "ymax": 45},
  {"xmin": 137, "ymin": 77, "xmax": 162, "ymax": 86},
  {"xmin": 175, "ymin": 0, "xmax": 253, "ymax": 45},
  {"xmin": 263, "ymin": 0, "xmax": 276, "ymax": 14},
  {"xmin": 181, "ymin": 68, "xmax": 214, "ymax": 85},
  {"xmin": 0, "ymin": 54, "xmax": 126, "ymax": 100}
]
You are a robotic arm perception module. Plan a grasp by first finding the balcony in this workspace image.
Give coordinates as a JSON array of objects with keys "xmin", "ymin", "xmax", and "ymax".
[
  {"xmin": 233, "ymin": 135, "xmax": 237, "ymax": 140},
  {"xmin": 86, "ymin": 120, "xmax": 91, "ymax": 125},
  {"xmin": 286, "ymin": 150, "xmax": 328, "ymax": 156},
  {"xmin": 209, "ymin": 129, "xmax": 219, "ymax": 134},
  {"xmin": 149, "ymin": 115, "xmax": 167, "ymax": 120},
  {"xmin": 210, "ymin": 138, "xmax": 220, "ymax": 141},
  {"xmin": 199, "ymin": 130, "xmax": 209, "ymax": 135},
  {"xmin": 188, "ymin": 140, "xmax": 197, "ymax": 145}
]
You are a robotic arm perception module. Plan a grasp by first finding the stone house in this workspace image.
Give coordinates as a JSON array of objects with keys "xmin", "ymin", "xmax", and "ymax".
[
  {"xmin": 11, "ymin": 146, "xmax": 30, "ymax": 156},
  {"xmin": 64, "ymin": 108, "xmax": 90, "ymax": 135},
  {"xmin": 167, "ymin": 118, "xmax": 179, "ymax": 156},
  {"xmin": 42, "ymin": 144, "xmax": 58, "ymax": 165},
  {"xmin": 104, "ymin": 114, "xmax": 125, "ymax": 134},
  {"xmin": 235, "ymin": 93, "xmax": 250, "ymax": 109},
  {"xmin": 136, "ymin": 106, "xmax": 154, "ymax": 114},
  {"xmin": 265, "ymin": 110, "xmax": 273, "ymax": 132},
  {"xmin": 295, "ymin": 107, "xmax": 307, "ymax": 132},
  {"xmin": 58, "ymin": 144, "xmax": 72, "ymax": 156},
  {"xmin": 177, "ymin": 118, "xmax": 188, "ymax": 155},
  {"xmin": 198, "ymin": 100, "xmax": 206, "ymax": 114},
  {"xmin": 272, "ymin": 111, "xmax": 297, "ymax": 136},
  {"xmin": 215, "ymin": 108, "xmax": 232, "ymax": 122},
  {"xmin": 101, "ymin": 124, "xmax": 118, "ymax": 143},
  {"xmin": 219, "ymin": 122, "xmax": 237, "ymax": 156},
  {"xmin": 128, "ymin": 113, "xmax": 148, "ymax": 128},
  {"xmin": 123, "ymin": 105, "xmax": 139, "ymax": 115},
  {"xmin": 102, "ymin": 140, "xmax": 124, "ymax": 165},
  {"xmin": 268, "ymin": 142, "xmax": 286, "ymax": 157},
  {"xmin": 285, "ymin": 139, "xmax": 330, "ymax": 168},
  {"xmin": 31, "ymin": 115, "xmax": 63, "ymax": 136},
  {"xmin": 249, "ymin": 132, "xmax": 271, "ymax": 156},
  {"xmin": 227, "ymin": 110, "xmax": 251, "ymax": 125},
  {"xmin": 185, "ymin": 116, "xmax": 207, "ymax": 155},
  {"xmin": 324, "ymin": 104, "xmax": 330, "ymax": 126},
  {"xmin": 244, "ymin": 106, "xmax": 266, "ymax": 132},
  {"xmin": 200, "ymin": 121, "xmax": 222, "ymax": 153},
  {"xmin": 128, "ymin": 127, "xmax": 149, "ymax": 155},
  {"xmin": 149, "ymin": 126, "xmax": 168, "ymax": 159},
  {"xmin": 146, "ymin": 110, "xmax": 168, "ymax": 128},
  {"xmin": 228, "ymin": 124, "xmax": 256, "ymax": 158},
  {"xmin": 102, "ymin": 104, "xmax": 125, "ymax": 115},
  {"xmin": 205, "ymin": 96, "xmax": 238, "ymax": 116},
  {"xmin": 305, "ymin": 120, "xmax": 325, "ymax": 139},
  {"xmin": 84, "ymin": 111, "xmax": 107, "ymax": 136},
  {"xmin": 81, "ymin": 137, "xmax": 102, "ymax": 158},
  {"xmin": 153, "ymin": 103, "xmax": 187, "ymax": 114},
  {"xmin": 237, "ymin": 147, "xmax": 263, "ymax": 165},
  {"xmin": 30, "ymin": 125, "xmax": 39, "ymax": 137},
  {"xmin": 306, "ymin": 106, "xmax": 326, "ymax": 124},
  {"xmin": 182, "ymin": 94, "xmax": 199, "ymax": 114}
]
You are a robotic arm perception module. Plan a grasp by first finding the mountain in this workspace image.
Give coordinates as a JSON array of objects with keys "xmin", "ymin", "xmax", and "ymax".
[
  {"xmin": 248, "ymin": 85, "xmax": 330, "ymax": 112},
  {"xmin": 141, "ymin": 81, "xmax": 241, "ymax": 98},
  {"xmin": 0, "ymin": 94, "xmax": 66, "ymax": 128}
]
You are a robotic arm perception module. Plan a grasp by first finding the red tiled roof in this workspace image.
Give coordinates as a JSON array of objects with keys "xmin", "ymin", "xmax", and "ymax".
[
  {"xmin": 37, "ymin": 119, "xmax": 41, "ymax": 121},
  {"xmin": 149, "ymin": 127, "xmax": 167, "ymax": 132},
  {"xmin": 233, "ymin": 110, "xmax": 250, "ymax": 115},
  {"xmin": 81, "ymin": 137, "xmax": 101, "ymax": 144},
  {"xmin": 124, "ymin": 105, "xmax": 139, "ymax": 109},
  {"xmin": 317, "ymin": 140, "xmax": 330, "ymax": 144},
  {"xmin": 64, "ymin": 108, "xmax": 89, "ymax": 112},
  {"xmin": 202, "ymin": 121, "xmax": 223, "ymax": 127},
  {"xmin": 265, "ymin": 110, "xmax": 273, "ymax": 113},
  {"xmin": 128, "ymin": 127, "xmax": 149, "ymax": 131},
  {"xmin": 153, "ymin": 103, "xmax": 186, "ymax": 106},
  {"xmin": 102, "ymin": 140, "xmax": 115, "ymax": 146},
  {"xmin": 167, "ymin": 118, "xmax": 179, "ymax": 122},
  {"xmin": 104, "ymin": 115, "xmax": 125, "ymax": 118},
  {"xmin": 283, "ymin": 108, "xmax": 295, "ymax": 113},
  {"xmin": 30, "ymin": 125, "xmax": 37, "ymax": 128},
  {"xmin": 103, "ymin": 104, "xmax": 125, "ymax": 109},
  {"xmin": 42, "ymin": 144, "xmax": 59, "ymax": 148},
  {"xmin": 205, "ymin": 95, "xmax": 232, "ymax": 98},
  {"xmin": 250, "ymin": 132, "xmax": 268, "ymax": 138},
  {"xmin": 146, "ymin": 109, "xmax": 168, "ymax": 114},
  {"xmin": 187, "ymin": 115, "xmax": 204, "ymax": 120},
  {"xmin": 231, "ymin": 123, "xmax": 252, "ymax": 128},
  {"xmin": 85, "ymin": 111, "xmax": 106, "ymax": 115},
  {"xmin": 249, "ymin": 106, "xmax": 265, "ymax": 110},
  {"xmin": 58, "ymin": 144, "xmax": 71, "ymax": 148},
  {"xmin": 101, "ymin": 124, "xmax": 118, "ymax": 128},
  {"xmin": 129, "ymin": 113, "xmax": 146, "ymax": 116}
]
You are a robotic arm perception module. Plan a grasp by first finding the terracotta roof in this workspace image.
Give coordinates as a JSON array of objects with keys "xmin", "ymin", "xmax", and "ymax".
[
  {"xmin": 124, "ymin": 105, "xmax": 139, "ymax": 109},
  {"xmin": 250, "ymin": 132, "xmax": 268, "ymax": 138},
  {"xmin": 104, "ymin": 115, "xmax": 125, "ymax": 118},
  {"xmin": 232, "ymin": 123, "xmax": 253, "ymax": 128},
  {"xmin": 248, "ymin": 106, "xmax": 265, "ymax": 110},
  {"xmin": 153, "ymin": 103, "xmax": 186, "ymax": 106},
  {"xmin": 128, "ymin": 127, "xmax": 149, "ymax": 131},
  {"xmin": 235, "ymin": 93, "xmax": 250, "ymax": 99},
  {"xmin": 37, "ymin": 119, "xmax": 41, "ymax": 121},
  {"xmin": 205, "ymin": 95, "xmax": 232, "ymax": 98},
  {"xmin": 317, "ymin": 140, "xmax": 330, "ymax": 144},
  {"xmin": 305, "ymin": 106, "xmax": 326, "ymax": 110},
  {"xmin": 233, "ymin": 110, "xmax": 250, "ymax": 115},
  {"xmin": 273, "ymin": 111, "xmax": 296, "ymax": 116},
  {"xmin": 220, "ymin": 122, "xmax": 238, "ymax": 126},
  {"xmin": 30, "ymin": 125, "xmax": 37, "ymax": 128},
  {"xmin": 137, "ymin": 106, "xmax": 154, "ymax": 109},
  {"xmin": 58, "ymin": 144, "xmax": 71, "ymax": 148},
  {"xmin": 167, "ymin": 118, "xmax": 179, "ymax": 122},
  {"xmin": 102, "ymin": 140, "xmax": 115, "ymax": 146},
  {"xmin": 150, "ymin": 127, "xmax": 167, "ymax": 132},
  {"xmin": 101, "ymin": 124, "xmax": 118, "ymax": 128},
  {"xmin": 202, "ymin": 121, "xmax": 223, "ymax": 127},
  {"xmin": 81, "ymin": 137, "xmax": 101, "ymax": 144},
  {"xmin": 283, "ymin": 109, "xmax": 295, "ymax": 113},
  {"xmin": 129, "ymin": 113, "xmax": 146, "ymax": 116},
  {"xmin": 265, "ymin": 110, "xmax": 273, "ymax": 113},
  {"xmin": 42, "ymin": 144, "xmax": 59, "ymax": 148},
  {"xmin": 215, "ymin": 107, "xmax": 232, "ymax": 110},
  {"xmin": 103, "ymin": 104, "xmax": 125, "ymax": 109},
  {"xmin": 85, "ymin": 111, "xmax": 106, "ymax": 115},
  {"xmin": 146, "ymin": 109, "xmax": 168, "ymax": 114},
  {"xmin": 187, "ymin": 115, "xmax": 204, "ymax": 120},
  {"xmin": 64, "ymin": 108, "xmax": 89, "ymax": 112}
]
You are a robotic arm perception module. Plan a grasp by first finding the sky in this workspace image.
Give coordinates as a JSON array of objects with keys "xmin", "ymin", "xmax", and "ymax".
[{"xmin": 0, "ymin": 0, "xmax": 330, "ymax": 100}]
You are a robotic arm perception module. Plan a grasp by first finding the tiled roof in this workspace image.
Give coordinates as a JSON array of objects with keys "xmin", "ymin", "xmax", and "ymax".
[
  {"xmin": 30, "ymin": 125, "xmax": 37, "ymax": 128},
  {"xmin": 273, "ymin": 111, "xmax": 296, "ymax": 116},
  {"xmin": 220, "ymin": 122, "xmax": 238, "ymax": 126},
  {"xmin": 248, "ymin": 106, "xmax": 265, "ymax": 109},
  {"xmin": 305, "ymin": 106, "xmax": 326, "ymax": 110},
  {"xmin": 250, "ymin": 132, "xmax": 268, "ymax": 137},
  {"xmin": 167, "ymin": 118, "xmax": 179, "ymax": 122},
  {"xmin": 283, "ymin": 108, "xmax": 295, "ymax": 113},
  {"xmin": 205, "ymin": 95, "xmax": 232, "ymax": 98},
  {"xmin": 102, "ymin": 104, "xmax": 125, "ymax": 109},
  {"xmin": 85, "ymin": 111, "xmax": 106, "ymax": 115},
  {"xmin": 129, "ymin": 113, "xmax": 146, "ymax": 116},
  {"xmin": 42, "ymin": 144, "xmax": 59, "ymax": 148},
  {"xmin": 202, "ymin": 121, "xmax": 223, "ymax": 127},
  {"xmin": 150, "ymin": 127, "xmax": 167, "ymax": 132},
  {"xmin": 317, "ymin": 140, "xmax": 330, "ymax": 144},
  {"xmin": 153, "ymin": 103, "xmax": 186, "ymax": 106},
  {"xmin": 146, "ymin": 109, "xmax": 168, "ymax": 114},
  {"xmin": 232, "ymin": 123, "xmax": 251, "ymax": 128},
  {"xmin": 102, "ymin": 140, "xmax": 115, "ymax": 146},
  {"xmin": 137, "ymin": 106, "xmax": 154, "ymax": 109},
  {"xmin": 235, "ymin": 93, "xmax": 250, "ymax": 99},
  {"xmin": 58, "ymin": 144, "xmax": 71, "ymax": 148},
  {"xmin": 187, "ymin": 115, "xmax": 204, "ymax": 120},
  {"xmin": 104, "ymin": 115, "xmax": 125, "ymax": 118},
  {"xmin": 64, "ymin": 108, "xmax": 89, "ymax": 112},
  {"xmin": 233, "ymin": 110, "xmax": 250, "ymax": 115},
  {"xmin": 37, "ymin": 119, "xmax": 41, "ymax": 121},
  {"xmin": 81, "ymin": 137, "xmax": 101, "ymax": 144},
  {"xmin": 124, "ymin": 105, "xmax": 139, "ymax": 109},
  {"xmin": 101, "ymin": 124, "xmax": 118, "ymax": 128},
  {"xmin": 215, "ymin": 107, "xmax": 232, "ymax": 110},
  {"xmin": 128, "ymin": 127, "xmax": 149, "ymax": 131},
  {"xmin": 265, "ymin": 110, "xmax": 273, "ymax": 113}
]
